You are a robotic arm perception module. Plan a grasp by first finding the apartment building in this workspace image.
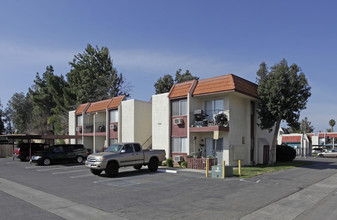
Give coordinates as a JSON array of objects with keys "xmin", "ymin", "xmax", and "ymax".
[
  {"xmin": 69, "ymin": 96, "xmax": 152, "ymax": 153},
  {"xmin": 152, "ymin": 74, "xmax": 274, "ymax": 166}
]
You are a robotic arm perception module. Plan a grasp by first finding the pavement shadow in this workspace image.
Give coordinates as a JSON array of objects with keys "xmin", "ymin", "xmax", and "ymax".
[
  {"xmin": 98, "ymin": 168, "xmax": 159, "ymax": 178},
  {"xmin": 295, "ymin": 158, "xmax": 337, "ymax": 170}
]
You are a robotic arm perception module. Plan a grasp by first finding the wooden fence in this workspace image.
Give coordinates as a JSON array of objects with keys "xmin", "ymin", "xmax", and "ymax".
[{"xmin": 187, "ymin": 158, "xmax": 217, "ymax": 170}]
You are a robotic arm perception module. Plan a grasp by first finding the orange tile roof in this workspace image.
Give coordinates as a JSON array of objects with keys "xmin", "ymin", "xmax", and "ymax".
[
  {"xmin": 86, "ymin": 99, "xmax": 111, "ymax": 113},
  {"xmin": 192, "ymin": 74, "xmax": 258, "ymax": 98},
  {"xmin": 108, "ymin": 95, "xmax": 125, "ymax": 109},
  {"xmin": 76, "ymin": 96, "xmax": 126, "ymax": 114},
  {"xmin": 168, "ymin": 80, "xmax": 197, "ymax": 100},
  {"xmin": 282, "ymin": 136, "xmax": 301, "ymax": 142},
  {"xmin": 75, "ymin": 103, "xmax": 90, "ymax": 115}
]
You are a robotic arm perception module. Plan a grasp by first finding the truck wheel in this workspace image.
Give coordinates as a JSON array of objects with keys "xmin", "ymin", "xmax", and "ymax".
[
  {"xmin": 43, "ymin": 158, "xmax": 51, "ymax": 166},
  {"xmin": 76, "ymin": 156, "xmax": 84, "ymax": 163},
  {"xmin": 148, "ymin": 158, "xmax": 159, "ymax": 171},
  {"xmin": 105, "ymin": 162, "xmax": 119, "ymax": 177},
  {"xmin": 134, "ymin": 165, "xmax": 142, "ymax": 170},
  {"xmin": 90, "ymin": 169, "xmax": 102, "ymax": 175}
]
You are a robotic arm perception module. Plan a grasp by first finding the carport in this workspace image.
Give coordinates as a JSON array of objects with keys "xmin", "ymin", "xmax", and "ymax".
[{"xmin": 0, "ymin": 134, "xmax": 81, "ymax": 160}]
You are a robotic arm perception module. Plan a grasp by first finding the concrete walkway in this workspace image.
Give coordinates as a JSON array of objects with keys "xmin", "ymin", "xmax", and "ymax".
[
  {"xmin": 241, "ymin": 173, "xmax": 337, "ymax": 220},
  {"xmin": 0, "ymin": 177, "xmax": 127, "ymax": 220}
]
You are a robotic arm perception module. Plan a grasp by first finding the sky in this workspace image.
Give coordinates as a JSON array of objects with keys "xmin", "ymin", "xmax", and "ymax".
[{"xmin": 0, "ymin": 0, "xmax": 336, "ymax": 133}]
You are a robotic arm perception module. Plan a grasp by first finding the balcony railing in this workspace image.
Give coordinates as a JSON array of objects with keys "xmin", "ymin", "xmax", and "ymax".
[
  {"xmin": 83, "ymin": 122, "xmax": 106, "ymax": 133},
  {"xmin": 190, "ymin": 109, "xmax": 229, "ymax": 128},
  {"xmin": 83, "ymin": 123, "xmax": 93, "ymax": 133},
  {"xmin": 95, "ymin": 122, "xmax": 106, "ymax": 133}
]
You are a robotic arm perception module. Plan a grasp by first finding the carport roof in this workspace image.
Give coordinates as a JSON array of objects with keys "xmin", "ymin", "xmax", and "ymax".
[{"xmin": 0, "ymin": 134, "xmax": 81, "ymax": 140}]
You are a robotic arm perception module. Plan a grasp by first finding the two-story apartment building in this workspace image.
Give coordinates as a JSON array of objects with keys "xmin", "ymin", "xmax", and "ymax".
[
  {"xmin": 152, "ymin": 74, "xmax": 274, "ymax": 166},
  {"xmin": 69, "ymin": 96, "xmax": 152, "ymax": 153}
]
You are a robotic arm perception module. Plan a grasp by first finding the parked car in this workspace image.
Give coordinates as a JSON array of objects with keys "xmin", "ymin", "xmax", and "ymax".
[
  {"xmin": 13, "ymin": 143, "xmax": 49, "ymax": 161},
  {"xmin": 312, "ymin": 148, "xmax": 324, "ymax": 154},
  {"xmin": 31, "ymin": 144, "xmax": 88, "ymax": 165},
  {"xmin": 85, "ymin": 142, "xmax": 166, "ymax": 176},
  {"xmin": 316, "ymin": 149, "xmax": 337, "ymax": 158}
]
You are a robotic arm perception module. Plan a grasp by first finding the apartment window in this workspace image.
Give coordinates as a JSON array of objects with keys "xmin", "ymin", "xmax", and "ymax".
[
  {"xmin": 172, "ymin": 99, "xmax": 187, "ymax": 116},
  {"xmin": 172, "ymin": 137, "xmax": 187, "ymax": 153},
  {"xmin": 109, "ymin": 110, "xmax": 118, "ymax": 123},
  {"xmin": 205, "ymin": 99, "xmax": 224, "ymax": 121},
  {"xmin": 76, "ymin": 115, "xmax": 82, "ymax": 126}
]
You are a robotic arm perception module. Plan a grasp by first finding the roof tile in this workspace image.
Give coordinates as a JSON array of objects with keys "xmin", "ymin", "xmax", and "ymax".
[
  {"xmin": 75, "ymin": 103, "xmax": 90, "ymax": 115},
  {"xmin": 192, "ymin": 74, "xmax": 258, "ymax": 98},
  {"xmin": 108, "ymin": 95, "xmax": 125, "ymax": 109},
  {"xmin": 168, "ymin": 80, "xmax": 196, "ymax": 99},
  {"xmin": 86, "ymin": 99, "xmax": 112, "ymax": 113}
]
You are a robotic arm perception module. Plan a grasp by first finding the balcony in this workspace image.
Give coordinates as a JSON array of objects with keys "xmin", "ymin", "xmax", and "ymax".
[
  {"xmin": 190, "ymin": 109, "xmax": 229, "ymax": 133},
  {"xmin": 84, "ymin": 123, "xmax": 93, "ymax": 133},
  {"xmin": 83, "ymin": 122, "xmax": 106, "ymax": 135},
  {"xmin": 95, "ymin": 122, "xmax": 106, "ymax": 135}
]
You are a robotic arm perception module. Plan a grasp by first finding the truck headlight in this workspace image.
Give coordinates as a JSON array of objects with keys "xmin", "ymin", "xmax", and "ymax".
[{"xmin": 96, "ymin": 157, "xmax": 104, "ymax": 162}]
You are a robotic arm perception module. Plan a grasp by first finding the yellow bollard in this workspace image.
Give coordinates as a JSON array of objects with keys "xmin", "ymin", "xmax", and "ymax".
[
  {"xmin": 206, "ymin": 158, "xmax": 209, "ymax": 177},
  {"xmin": 238, "ymin": 160, "xmax": 241, "ymax": 177},
  {"xmin": 222, "ymin": 160, "xmax": 225, "ymax": 179}
]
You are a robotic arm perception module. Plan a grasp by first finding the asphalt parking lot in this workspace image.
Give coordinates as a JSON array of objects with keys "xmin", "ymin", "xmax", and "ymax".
[{"xmin": 1, "ymin": 157, "xmax": 337, "ymax": 220}]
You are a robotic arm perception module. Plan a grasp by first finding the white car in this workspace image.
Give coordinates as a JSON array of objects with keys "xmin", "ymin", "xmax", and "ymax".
[{"xmin": 317, "ymin": 149, "xmax": 337, "ymax": 158}]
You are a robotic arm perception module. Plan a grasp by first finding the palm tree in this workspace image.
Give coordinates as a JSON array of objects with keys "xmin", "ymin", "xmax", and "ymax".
[{"xmin": 329, "ymin": 119, "xmax": 336, "ymax": 132}]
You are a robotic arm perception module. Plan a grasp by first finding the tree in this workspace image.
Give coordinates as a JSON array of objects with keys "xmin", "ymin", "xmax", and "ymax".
[
  {"xmin": 289, "ymin": 117, "xmax": 314, "ymax": 133},
  {"xmin": 0, "ymin": 100, "xmax": 4, "ymax": 134},
  {"xmin": 67, "ymin": 44, "xmax": 130, "ymax": 105},
  {"xmin": 46, "ymin": 73, "xmax": 74, "ymax": 135},
  {"xmin": 154, "ymin": 69, "xmax": 199, "ymax": 94},
  {"xmin": 29, "ymin": 66, "xmax": 57, "ymax": 134},
  {"xmin": 256, "ymin": 59, "xmax": 311, "ymax": 164},
  {"xmin": 154, "ymin": 74, "xmax": 174, "ymax": 94},
  {"xmin": 3, "ymin": 105, "xmax": 14, "ymax": 134},
  {"xmin": 329, "ymin": 119, "xmax": 335, "ymax": 132},
  {"xmin": 7, "ymin": 93, "xmax": 33, "ymax": 133}
]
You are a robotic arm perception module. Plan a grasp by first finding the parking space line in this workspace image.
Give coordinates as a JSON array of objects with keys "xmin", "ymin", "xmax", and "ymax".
[
  {"xmin": 70, "ymin": 173, "xmax": 93, "ymax": 179},
  {"xmin": 37, "ymin": 167, "xmax": 81, "ymax": 172},
  {"xmin": 93, "ymin": 179, "xmax": 117, "ymax": 184},
  {"xmin": 25, "ymin": 166, "xmax": 40, "ymax": 169},
  {"xmin": 52, "ymin": 170, "xmax": 87, "ymax": 175}
]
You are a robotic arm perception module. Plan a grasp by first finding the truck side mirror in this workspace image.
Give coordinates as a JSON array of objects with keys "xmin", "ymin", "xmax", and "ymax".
[{"xmin": 121, "ymin": 150, "xmax": 126, "ymax": 153}]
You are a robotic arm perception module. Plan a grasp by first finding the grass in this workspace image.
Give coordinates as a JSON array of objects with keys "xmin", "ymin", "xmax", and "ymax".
[{"xmin": 233, "ymin": 161, "xmax": 312, "ymax": 178}]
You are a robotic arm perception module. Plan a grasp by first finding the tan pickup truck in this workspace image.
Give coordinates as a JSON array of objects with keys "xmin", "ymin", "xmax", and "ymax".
[{"xmin": 85, "ymin": 142, "xmax": 166, "ymax": 176}]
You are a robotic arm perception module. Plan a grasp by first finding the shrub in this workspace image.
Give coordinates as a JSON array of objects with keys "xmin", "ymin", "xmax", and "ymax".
[
  {"xmin": 276, "ymin": 144, "xmax": 296, "ymax": 162},
  {"xmin": 181, "ymin": 161, "xmax": 187, "ymax": 168},
  {"xmin": 165, "ymin": 158, "xmax": 174, "ymax": 167}
]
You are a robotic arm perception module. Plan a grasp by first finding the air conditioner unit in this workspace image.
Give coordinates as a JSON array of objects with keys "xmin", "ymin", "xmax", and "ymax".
[
  {"xmin": 173, "ymin": 155, "xmax": 184, "ymax": 162},
  {"xmin": 173, "ymin": 118, "xmax": 184, "ymax": 125},
  {"xmin": 110, "ymin": 124, "xmax": 117, "ymax": 130}
]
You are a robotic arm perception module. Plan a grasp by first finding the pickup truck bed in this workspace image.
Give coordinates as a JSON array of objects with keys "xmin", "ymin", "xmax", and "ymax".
[{"xmin": 85, "ymin": 143, "xmax": 166, "ymax": 177}]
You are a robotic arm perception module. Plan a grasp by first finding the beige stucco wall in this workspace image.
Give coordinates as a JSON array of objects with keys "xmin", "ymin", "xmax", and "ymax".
[
  {"xmin": 121, "ymin": 99, "xmax": 152, "ymax": 148},
  {"xmin": 134, "ymin": 100, "xmax": 152, "ymax": 148},
  {"xmin": 121, "ymin": 99, "xmax": 135, "ymax": 142},
  {"xmin": 68, "ymin": 110, "xmax": 76, "ymax": 144},
  {"xmin": 152, "ymin": 93, "xmax": 170, "ymax": 158}
]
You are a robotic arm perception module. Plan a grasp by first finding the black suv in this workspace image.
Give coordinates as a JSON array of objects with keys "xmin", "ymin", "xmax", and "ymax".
[
  {"xmin": 31, "ymin": 144, "xmax": 88, "ymax": 166},
  {"xmin": 14, "ymin": 143, "xmax": 49, "ymax": 161}
]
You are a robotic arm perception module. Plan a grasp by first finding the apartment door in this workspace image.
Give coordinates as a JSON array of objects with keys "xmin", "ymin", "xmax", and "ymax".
[
  {"xmin": 205, "ymin": 138, "xmax": 223, "ymax": 163},
  {"xmin": 263, "ymin": 145, "xmax": 269, "ymax": 165}
]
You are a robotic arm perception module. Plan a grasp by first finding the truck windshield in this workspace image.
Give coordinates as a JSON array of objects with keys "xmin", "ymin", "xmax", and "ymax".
[{"xmin": 105, "ymin": 144, "xmax": 122, "ymax": 152}]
